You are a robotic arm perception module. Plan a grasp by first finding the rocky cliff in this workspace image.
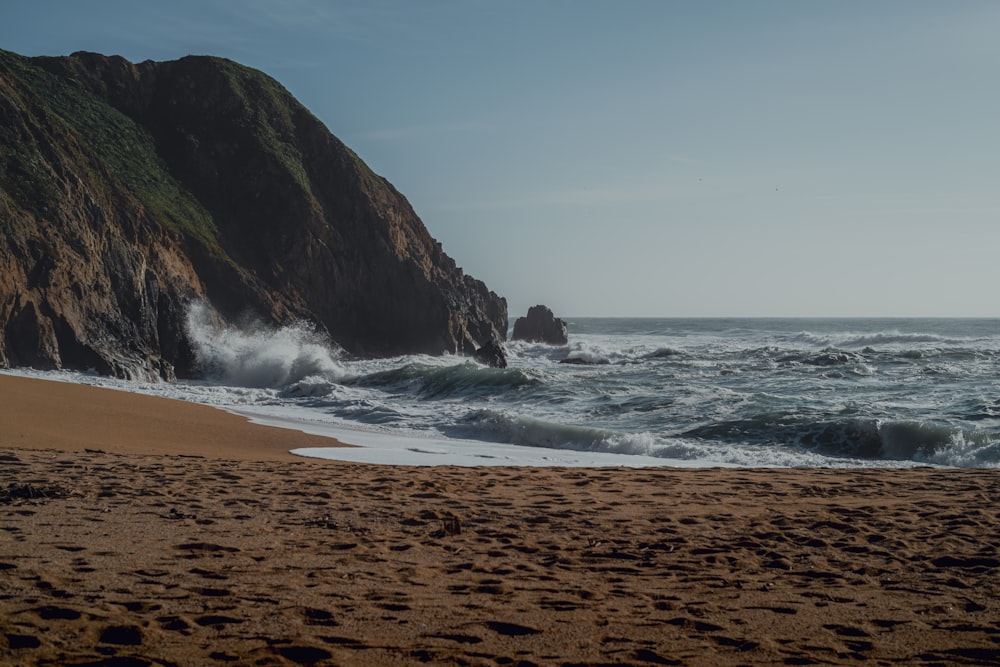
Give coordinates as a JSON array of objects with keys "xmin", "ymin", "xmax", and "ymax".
[{"xmin": 0, "ymin": 50, "xmax": 507, "ymax": 380}]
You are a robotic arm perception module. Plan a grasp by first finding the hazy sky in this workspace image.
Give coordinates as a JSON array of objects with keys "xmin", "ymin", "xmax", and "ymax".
[{"xmin": 4, "ymin": 1, "xmax": 999, "ymax": 317}]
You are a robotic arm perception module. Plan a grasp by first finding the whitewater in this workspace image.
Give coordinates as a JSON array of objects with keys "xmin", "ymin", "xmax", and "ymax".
[{"xmin": 8, "ymin": 315, "xmax": 1000, "ymax": 468}]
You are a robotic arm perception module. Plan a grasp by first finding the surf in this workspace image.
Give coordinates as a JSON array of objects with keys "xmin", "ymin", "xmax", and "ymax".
[{"xmin": 184, "ymin": 302, "xmax": 345, "ymax": 388}]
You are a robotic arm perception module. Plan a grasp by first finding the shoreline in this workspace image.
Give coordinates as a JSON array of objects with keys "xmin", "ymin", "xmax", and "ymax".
[{"xmin": 2, "ymin": 372, "xmax": 1000, "ymax": 664}]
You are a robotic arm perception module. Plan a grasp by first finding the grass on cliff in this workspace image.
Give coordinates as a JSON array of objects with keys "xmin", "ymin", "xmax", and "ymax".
[
  {"xmin": 212, "ymin": 58, "xmax": 314, "ymax": 195},
  {"xmin": 0, "ymin": 50, "xmax": 224, "ymax": 256},
  {"xmin": 213, "ymin": 56, "xmax": 389, "ymax": 201},
  {"xmin": 0, "ymin": 67, "xmax": 62, "ymax": 219}
]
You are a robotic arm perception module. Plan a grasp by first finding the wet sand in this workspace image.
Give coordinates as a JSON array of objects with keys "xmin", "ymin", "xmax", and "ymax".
[{"xmin": 2, "ymin": 374, "xmax": 999, "ymax": 665}]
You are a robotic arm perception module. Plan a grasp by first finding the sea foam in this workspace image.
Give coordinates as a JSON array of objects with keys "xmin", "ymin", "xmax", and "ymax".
[{"xmin": 185, "ymin": 302, "xmax": 344, "ymax": 388}]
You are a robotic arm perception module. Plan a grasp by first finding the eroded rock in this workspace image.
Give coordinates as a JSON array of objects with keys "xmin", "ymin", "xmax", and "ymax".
[{"xmin": 511, "ymin": 305, "xmax": 568, "ymax": 345}]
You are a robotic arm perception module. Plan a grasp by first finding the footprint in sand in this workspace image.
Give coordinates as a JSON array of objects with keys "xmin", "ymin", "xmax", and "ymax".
[
  {"xmin": 99, "ymin": 625, "xmax": 143, "ymax": 645},
  {"xmin": 157, "ymin": 615, "xmax": 193, "ymax": 633},
  {"xmin": 485, "ymin": 621, "xmax": 541, "ymax": 636},
  {"xmin": 189, "ymin": 567, "xmax": 229, "ymax": 580},
  {"xmin": 302, "ymin": 607, "xmax": 338, "ymax": 627},
  {"xmin": 195, "ymin": 614, "xmax": 244, "ymax": 627},
  {"xmin": 430, "ymin": 633, "xmax": 483, "ymax": 645},
  {"xmin": 276, "ymin": 645, "xmax": 333, "ymax": 664},
  {"xmin": 174, "ymin": 542, "xmax": 240, "ymax": 552},
  {"xmin": 5, "ymin": 633, "xmax": 42, "ymax": 649},
  {"xmin": 30, "ymin": 605, "xmax": 82, "ymax": 620}
]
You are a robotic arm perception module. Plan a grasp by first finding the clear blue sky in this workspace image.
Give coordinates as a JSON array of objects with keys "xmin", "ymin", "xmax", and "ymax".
[{"xmin": 5, "ymin": 1, "xmax": 999, "ymax": 317}]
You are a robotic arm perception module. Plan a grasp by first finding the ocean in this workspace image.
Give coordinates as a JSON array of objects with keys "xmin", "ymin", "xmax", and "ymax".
[{"xmin": 11, "ymin": 316, "xmax": 1000, "ymax": 468}]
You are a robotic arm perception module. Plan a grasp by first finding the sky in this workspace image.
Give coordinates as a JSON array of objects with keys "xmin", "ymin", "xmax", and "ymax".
[{"xmin": 4, "ymin": 1, "xmax": 999, "ymax": 318}]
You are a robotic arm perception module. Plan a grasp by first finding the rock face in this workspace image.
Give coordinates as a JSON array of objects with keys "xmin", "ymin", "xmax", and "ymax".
[
  {"xmin": 511, "ymin": 305, "xmax": 568, "ymax": 345},
  {"xmin": 473, "ymin": 335, "xmax": 507, "ymax": 369},
  {"xmin": 0, "ymin": 50, "xmax": 507, "ymax": 380}
]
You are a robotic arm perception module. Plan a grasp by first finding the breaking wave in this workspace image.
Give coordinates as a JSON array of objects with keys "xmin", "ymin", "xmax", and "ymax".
[
  {"xmin": 351, "ymin": 362, "xmax": 540, "ymax": 399},
  {"xmin": 185, "ymin": 302, "xmax": 344, "ymax": 388},
  {"xmin": 440, "ymin": 409, "xmax": 1000, "ymax": 467},
  {"xmin": 685, "ymin": 415, "xmax": 1000, "ymax": 466},
  {"xmin": 449, "ymin": 409, "xmax": 662, "ymax": 456}
]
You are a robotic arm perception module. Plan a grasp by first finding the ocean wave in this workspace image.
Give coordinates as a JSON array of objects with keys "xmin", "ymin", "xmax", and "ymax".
[
  {"xmin": 789, "ymin": 330, "xmax": 963, "ymax": 350},
  {"xmin": 331, "ymin": 401, "xmax": 409, "ymax": 425},
  {"xmin": 801, "ymin": 348, "xmax": 865, "ymax": 367},
  {"xmin": 449, "ymin": 409, "xmax": 663, "ymax": 455},
  {"xmin": 762, "ymin": 345, "xmax": 983, "ymax": 373},
  {"xmin": 644, "ymin": 347, "xmax": 684, "ymax": 359},
  {"xmin": 560, "ymin": 340, "xmax": 686, "ymax": 366},
  {"xmin": 790, "ymin": 331, "xmax": 832, "ymax": 347},
  {"xmin": 685, "ymin": 414, "xmax": 999, "ymax": 466},
  {"xmin": 445, "ymin": 409, "xmax": 759, "ymax": 463},
  {"xmin": 185, "ymin": 302, "xmax": 345, "ymax": 388},
  {"xmin": 838, "ymin": 332, "xmax": 957, "ymax": 348},
  {"xmin": 562, "ymin": 341, "xmax": 616, "ymax": 365},
  {"xmin": 281, "ymin": 376, "xmax": 338, "ymax": 398},
  {"xmin": 351, "ymin": 362, "xmax": 541, "ymax": 399}
]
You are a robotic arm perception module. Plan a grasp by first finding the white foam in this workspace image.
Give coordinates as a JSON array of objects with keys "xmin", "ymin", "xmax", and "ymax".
[
  {"xmin": 185, "ymin": 302, "xmax": 344, "ymax": 387},
  {"xmin": 209, "ymin": 401, "xmax": 711, "ymax": 467}
]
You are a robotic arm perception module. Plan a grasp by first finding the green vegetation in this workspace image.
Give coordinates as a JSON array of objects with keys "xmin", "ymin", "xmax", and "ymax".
[
  {"xmin": 0, "ymin": 50, "xmax": 224, "ymax": 256},
  {"xmin": 0, "ymin": 61, "xmax": 62, "ymax": 218},
  {"xmin": 0, "ymin": 122, "xmax": 62, "ymax": 219},
  {"xmin": 212, "ymin": 58, "xmax": 314, "ymax": 195},
  {"xmin": 0, "ymin": 49, "xmax": 383, "ymax": 255}
]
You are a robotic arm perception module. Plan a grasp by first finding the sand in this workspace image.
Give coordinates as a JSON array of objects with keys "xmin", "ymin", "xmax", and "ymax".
[
  {"xmin": 2, "ymin": 374, "xmax": 1000, "ymax": 665},
  {"xmin": 0, "ymin": 374, "xmax": 345, "ymax": 460}
]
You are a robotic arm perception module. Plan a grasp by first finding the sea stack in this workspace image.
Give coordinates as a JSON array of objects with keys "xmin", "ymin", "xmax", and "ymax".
[
  {"xmin": 511, "ymin": 305, "xmax": 568, "ymax": 345},
  {"xmin": 0, "ymin": 50, "xmax": 507, "ymax": 380},
  {"xmin": 473, "ymin": 334, "xmax": 507, "ymax": 368}
]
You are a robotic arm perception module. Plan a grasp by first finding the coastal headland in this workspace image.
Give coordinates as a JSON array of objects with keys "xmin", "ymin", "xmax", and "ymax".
[{"xmin": 1, "ymin": 373, "xmax": 998, "ymax": 665}]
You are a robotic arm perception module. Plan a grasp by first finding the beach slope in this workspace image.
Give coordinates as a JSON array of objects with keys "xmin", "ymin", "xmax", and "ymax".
[{"xmin": 1, "ymin": 374, "xmax": 998, "ymax": 665}]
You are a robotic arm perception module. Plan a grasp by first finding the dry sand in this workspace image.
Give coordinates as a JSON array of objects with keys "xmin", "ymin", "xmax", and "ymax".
[
  {"xmin": 2, "ymin": 374, "xmax": 1000, "ymax": 666},
  {"xmin": 0, "ymin": 374, "xmax": 345, "ymax": 460}
]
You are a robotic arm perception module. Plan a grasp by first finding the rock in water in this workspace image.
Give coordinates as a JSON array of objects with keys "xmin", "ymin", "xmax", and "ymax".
[
  {"xmin": 0, "ymin": 50, "xmax": 507, "ymax": 379},
  {"xmin": 511, "ymin": 305, "xmax": 568, "ymax": 345},
  {"xmin": 474, "ymin": 335, "xmax": 507, "ymax": 368}
]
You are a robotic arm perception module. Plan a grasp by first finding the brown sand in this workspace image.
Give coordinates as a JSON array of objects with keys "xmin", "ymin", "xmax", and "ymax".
[
  {"xmin": 0, "ymin": 374, "xmax": 345, "ymax": 460},
  {"xmin": 2, "ymin": 375, "xmax": 1000, "ymax": 665}
]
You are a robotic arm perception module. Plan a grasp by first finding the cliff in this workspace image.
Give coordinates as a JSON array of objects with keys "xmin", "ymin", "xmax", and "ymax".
[{"xmin": 0, "ymin": 50, "xmax": 506, "ymax": 380}]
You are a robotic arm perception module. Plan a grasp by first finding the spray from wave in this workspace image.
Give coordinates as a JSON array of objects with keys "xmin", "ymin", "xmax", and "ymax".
[{"xmin": 185, "ymin": 302, "xmax": 344, "ymax": 388}]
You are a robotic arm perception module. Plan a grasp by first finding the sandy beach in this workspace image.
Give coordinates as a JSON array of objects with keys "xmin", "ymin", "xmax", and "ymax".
[{"xmin": 2, "ymin": 375, "xmax": 999, "ymax": 665}]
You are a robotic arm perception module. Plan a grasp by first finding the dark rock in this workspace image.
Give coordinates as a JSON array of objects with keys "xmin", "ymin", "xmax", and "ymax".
[
  {"xmin": 511, "ymin": 305, "xmax": 568, "ymax": 345},
  {"xmin": 0, "ymin": 49, "xmax": 507, "ymax": 380},
  {"xmin": 473, "ymin": 335, "xmax": 507, "ymax": 368}
]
